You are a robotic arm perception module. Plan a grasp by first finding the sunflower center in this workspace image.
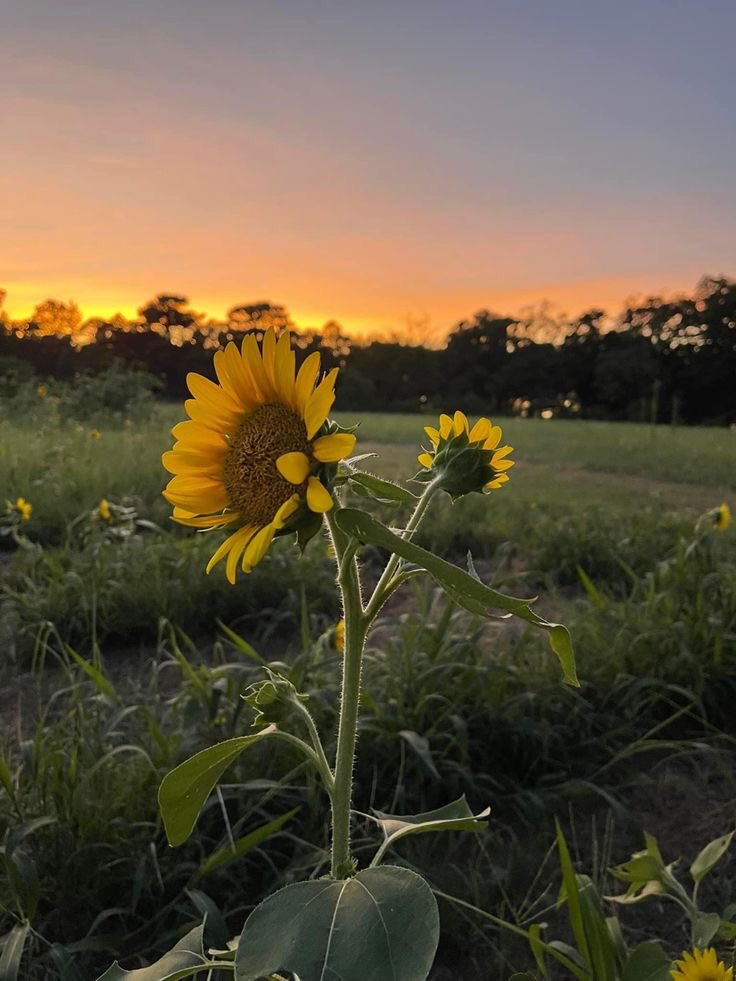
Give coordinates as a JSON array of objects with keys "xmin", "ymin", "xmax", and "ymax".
[{"xmin": 223, "ymin": 403, "xmax": 310, "ymax": 526}]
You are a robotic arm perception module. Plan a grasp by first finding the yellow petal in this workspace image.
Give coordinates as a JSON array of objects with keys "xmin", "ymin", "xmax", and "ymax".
[
  {"xmin": 206, "ymin": 525, "xmax": 254, "ymax": 576},
  {"xmin": 304, "ymin": 369, "xmax": 338, "ymax": 439},
  {"xmin": 171, "ymin": 421, "xmax": 228, "ymax": 449},
  {"xmin": 294, "ymin": 352, "xmax": 321, "ymax": 413},
  {"xmin": 469, "ymin": 418, "xmax": 491, "ymax": 442},
  {"xmin": 492, "ymin": 444, "xmax": 514, "ymax": 461},
  {"xmin": 306, "ymin": 476, "xmax": 333, "ymax": 513},
  {"xmin": 225, "ymin": 525, "xmax": 258, "ymax": 584},
  {"xmin": 274, "ymin": 330, "xmax": 296, "ymax": 405},
  {"xmin": 276, "ymin": 451, "xmax": 311, "ymax": 484},
  {"xmin": 261, "ymin": 328, "xmax": 278, "ymax": 393},
  {"xmin": 453, "ymin": 410, "xmax": 468, "ymax": 436},
  {"xmin": 273, "ymin": 494, "xmax": 300, "ymax": 529},
  {"xmin": 423, "ymin": 426, "xmax": 440, "ymax": 446},
  {"xmin": 222, "ymin": 342, "xmax": 259, "ymax": 406},
  {"xmin": 417, "ymin": 452, "xmax": 434, "ymax": 469},
  {"xmin": 186, "ymin": 373, "xmax": 241, "ymax": 414},
  {"xmin": 483, "ymin": 426, "xmax": 502, "ymax": 451},
  {"xmin": 172, "ymin": 511, "xmax": 240, "ymax": 529},
  {"xmin": 241, "ymin": 333, "xmax": 272, "ymax": 400},
  {"xmin": 486, "ymin": 474, "xmax": 509, "ymax": 489},
  {"xmin": 493, "ymin": 459, "xmax": 514, "ymax": 472},
  {"xmin": 312, "ymin": 432, "xmax": 356, "ymax": 462},
  {"xmin": 162, "ymin": 452, "xmax": 221, "ymax": 478},
  {"xmin": 185, "ymin": 398, "xmax": 241, "ymax": 432},
  {"xmin": 242, "ymin": 523, "xmax": 275, "ymax": 572},
  {"xmin": 439, "ymin": 414, "xmax": 453, "ymax": 438}
]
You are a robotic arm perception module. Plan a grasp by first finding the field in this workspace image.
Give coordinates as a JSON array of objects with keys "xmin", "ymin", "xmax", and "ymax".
[{"xmin": 1, "ymin": 407, "xmax": 735, "ymax": 979}]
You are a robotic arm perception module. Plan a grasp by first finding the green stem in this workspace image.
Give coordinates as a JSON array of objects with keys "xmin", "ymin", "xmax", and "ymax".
[
  {"xmin": 325, "ymin": 509, "xmax": 366, "ymax": 878},
  {"xmin": 364, "ymin": 480, "xmax": 439, "ymax": 622},
  {"xmin": 292, "ymin": 700, "xmax": 335, "ymax": 795}
]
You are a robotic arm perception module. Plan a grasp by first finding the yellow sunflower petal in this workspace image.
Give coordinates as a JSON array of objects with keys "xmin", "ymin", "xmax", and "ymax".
[
  {"xmin": 242, "ymin": 523, "xmax": 275, "ymax": 572},
  {"xmin": 225, "ymin": 525, "xmax": 258, "ymax": 584},
  {"xmin": 294, "ymin": 352, "xmax": 321, "ymax": 413},
  {"xmin": 162, "ymin": 448, "xmax": 224, "ymax": 476},
  {"xmin": 186, "ymin": 373, "xmax": 241, "ymax": 414},
  {"xmin": 172, "ymin": 511, "xmax": 239, "ymax": 529},
  {"xmin": 306, "ymin": 476, "xmax": 334, "ymax": 513},
  {"xmin": 304, "ymin": 369, "xmax": 338, "ymax": 439},
  {"xmin": 276, "ymin": 451, "xmax": 311, "ymax": 484},
  {"xmin": 260, "ymin": 328, "xmax": 278, "ymax": 393},
  {"xmin": 185, "ymin": 398, "xmax": 241, "ymax": 431},
  {"xmin": 418, "ymin": 452, "xmax": 434, "ymax": 469},
  {"xmin": 493, "ymin": 459, "xmax": 515, "ymax": 472},
  {"xmin": 439, "ymin": 414, "xmax": 453, "ymax": 438},
  {"xmin": 486, "ymin": 474, "xmax": 510, "ymax": 489},
  {"xmin": 171, "ymin": 420, "xmax": 228, "ymax": 449},
  {"xmin": 220, "ymin": 342, "xmax": 258, "ymax": 407},
  {"xmin": 453, "ymin": 410, "xmax": 469, "ymax": 436},
  {"xmin": 273, "ymin": 494, "xmax": 300, "ymax": 529},
  {"xmin": 312, "ymin": 432, "xmax": 356, "ymax": 463},
  {"xmin": 274, "ymin": 330, "xmax": 296, "ymax": 405},
  {"xmin": 483, "ymin": 426, "xmax": 502, "ymax": 450},
  {"xmin": 241, "ymin": 333, "xmax": 272, "ymax": 400},
  {"xmin": 469, "ymin": 418, "xmax": 491, "ymax": 442},
  {"xmin": 424, "ymin": 426, "xmax": 440, "ymax": 446},
  {"xmin": 492, "ymin": 444, "xmax": 514, "ymax": 461},
  {"xmin": 206, "ymin": 525, "xmax": 253, "ymax": 576}
]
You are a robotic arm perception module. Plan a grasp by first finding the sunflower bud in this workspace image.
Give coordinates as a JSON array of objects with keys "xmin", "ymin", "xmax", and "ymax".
[{"xmin": 416, "ymin": 411, "xmax": 514, "ymax": 500}]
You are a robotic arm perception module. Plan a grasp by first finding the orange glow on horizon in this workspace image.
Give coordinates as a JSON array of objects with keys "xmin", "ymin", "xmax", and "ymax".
[{"xmin": 2, "ymin": 270, "xmax": 707, "ymax": 344}]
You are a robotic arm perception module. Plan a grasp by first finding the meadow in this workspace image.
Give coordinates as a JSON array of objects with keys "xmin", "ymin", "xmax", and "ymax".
[{"xmin": 1, "ymin": 400, "xmax": 735, "ymax": 978}]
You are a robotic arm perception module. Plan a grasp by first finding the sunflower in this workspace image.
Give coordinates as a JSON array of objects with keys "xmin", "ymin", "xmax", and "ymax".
[
  {"xmin": 12, "ymin": 497, "xmax": 32, "ymax": 522},
  {"xmin": 417, "ymin": 411, "xmax": 514, "ymax": 497},
  {"xmin": 715, "ymin": 503, "xmax": 731, "ymax": 532},
  {"xmin": 162, "ymin": 329, "xmax": 355, "ymax": 582},
  {"xmin": 671, "ymin": 947, "xmax": 733, "ymax": 981}
]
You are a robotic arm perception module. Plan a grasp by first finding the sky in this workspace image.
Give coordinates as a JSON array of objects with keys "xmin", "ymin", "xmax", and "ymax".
[{"xmin": 2, "ymin": 0, "xmax": 736, "ymax": 339}]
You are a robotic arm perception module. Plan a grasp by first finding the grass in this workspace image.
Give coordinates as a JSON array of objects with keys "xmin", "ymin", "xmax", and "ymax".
[{"xmin": 1, "ymin": 407, "xmax": 735, "ymax": 977}]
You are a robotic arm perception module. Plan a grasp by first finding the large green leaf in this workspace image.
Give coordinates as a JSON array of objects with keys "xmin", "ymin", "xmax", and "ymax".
[
  {"xmin": 158, "ymin": 726, "xmax": 276, "ymax": 847},
  {"xmin": 621, "ymin": 941, "xmax": 672, "ymax": 981},
  {"xmin": 335, "ymin": 508, "xmax": 578, "ymax": 686},
  {"xmin": 690, "ymin": 830, "xmax": 735, "ymax": 884},
  {"xmin": 235, "ymin": 865, "xmax": 439, "ymax": 981},
  {"xmin": 369, "ymin": 795, "xmax": 489, "ymax": 866},
  {"xmin": 96, "ymin": 924, "xmax": 219, "ymax": 980}
]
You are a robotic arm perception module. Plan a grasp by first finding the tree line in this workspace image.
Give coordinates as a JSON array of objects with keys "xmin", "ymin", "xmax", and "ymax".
[{"xmin": 1, "ymin": 276, "xmax": 734, "ymax": 424}]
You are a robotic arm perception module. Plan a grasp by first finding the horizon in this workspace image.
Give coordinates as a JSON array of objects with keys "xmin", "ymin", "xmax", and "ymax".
[{"xmin": 3, "ymin": 1, "xmax": 736, "ymax": 340}]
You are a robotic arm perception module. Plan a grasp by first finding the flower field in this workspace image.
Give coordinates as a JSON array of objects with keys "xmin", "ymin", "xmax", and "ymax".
[{"xmin": 1, "ymin": 394, "xmax": 735, "ymax": 979}]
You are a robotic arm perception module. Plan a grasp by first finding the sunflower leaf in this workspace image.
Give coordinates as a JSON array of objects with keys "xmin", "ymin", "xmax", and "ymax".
[
  {"xmin": 158, "ymin": 726, "xmax": 277, "ymax": 846},
  {"xmin": 335, "ymin": 508, "xmax": 578, "ymax": 686}
]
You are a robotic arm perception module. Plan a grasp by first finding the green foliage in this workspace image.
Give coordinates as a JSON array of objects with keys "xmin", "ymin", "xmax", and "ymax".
[
  {"xmin": 159, "ymin": 727, "xmax": 277, "ymax": 846},
  {"xmin": 235, "ymin": 866, "xmax": 439, "ymax": 981},
  {"xmin": 335, "ymin": 507, "xmax": 578, "ymax": 685}
]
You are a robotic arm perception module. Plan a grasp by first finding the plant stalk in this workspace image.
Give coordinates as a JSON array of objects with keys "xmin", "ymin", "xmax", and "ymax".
[{"xmin": 325, "ymin": 509, "xmax": 366, "ymax": 878}]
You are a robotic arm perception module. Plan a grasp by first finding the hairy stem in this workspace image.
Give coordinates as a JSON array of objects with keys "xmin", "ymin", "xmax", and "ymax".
[{"xmin": 325, "ymin": 509, "xmax": 366, "ymax": 878}]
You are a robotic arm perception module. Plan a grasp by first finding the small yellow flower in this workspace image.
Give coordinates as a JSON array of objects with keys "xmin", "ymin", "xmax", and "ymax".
[
  {"xmin": 15, "ymin": 497, "xmax": 32, "ymax": 521},
  {"xmin": 162, "ymin": 328, "xmax": 356, "ymax": 582},
  {"xmin": 417, "ymin": 411, "xmax": 514, "ymax": 497},
  {"xmin": 98, "ymin": 499, "xmax": 111, "ymax": 521},
  {"xmin": 715, "ymin": 503, "xmax": 731, "ymax": 531},
  {"xmin": 335, "ymin": 619, "xmax": 345, "ymax": 652},
  {"xmin": 36, "ymin": 383, "xmax": 47, "ymax": 398},
  {"xmin": 671, "ymin": 947, "xmax": 733, "ymax": 981},
  {"xmin": 90, "ymin": 429, "xmax": 101, "ymax": 440}
]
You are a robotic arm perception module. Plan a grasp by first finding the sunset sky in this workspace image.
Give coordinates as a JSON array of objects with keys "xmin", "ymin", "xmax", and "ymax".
[{"xmin": 3, "ymin": 0, "xmax": 736, "ymax": 339}]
